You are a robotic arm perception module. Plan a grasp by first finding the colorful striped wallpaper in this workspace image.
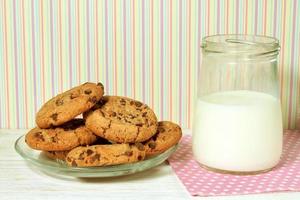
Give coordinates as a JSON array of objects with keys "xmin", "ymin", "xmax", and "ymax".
[{"xmin": 0, "ymin": 0, "xmax": 299, "ymax": 129}]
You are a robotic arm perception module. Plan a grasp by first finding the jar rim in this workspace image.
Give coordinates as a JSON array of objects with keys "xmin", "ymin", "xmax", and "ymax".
[{"xmin": 201, "ymin": 34, "xmax": 280, "ymax": 55}]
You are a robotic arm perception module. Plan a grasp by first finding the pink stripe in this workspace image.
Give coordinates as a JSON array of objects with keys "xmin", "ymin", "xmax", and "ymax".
[
  {"xmin": 105, "ymin": 0, "xmax": 109, "ymax": 91},
  {"xmin": 160, "ymin": 0, "xmax": 164, "ymax": 120},
  {"xmin": 217, "ymin": 0, "xmax": 220, "ymax": 34},
  {"xmin": 76, "ymin": 0, "xmax": 81, "ymax": 84},
  {"xmin": 21, "ymin": 0, "xmax": 28, "ymax": 127},
  {"xmin": 263, "ymin": 0, "xmax": 267, "ymax": 35},
  {"xmin": 132, "ymin": 0, "xmax": 136, "ymax": 98},
  {"xmin": 3, "ymin": 0, "xmax": 10, "ymax": 127},
  {"xmin": 50, "ymin": 1, "xmax": 55, "ymax": 96},
  {"xmin": 197, "ymin": 0, "xmax": 201, "ymax": 80},
  {"xmin": 179, "ymin": 0, "xmax": 182, "ymax": 125},
  {"xmin": 123, "ymin": 1, "xmax": 127, "ymax": 96},
  {"xmin": 188, "ymin": 0, "xmax": 191, "ymax": 127},
  {"xmin": 86, "ymin": 0, "xmax": 91, "ymax": 81},
  {"xmin": 288, "ymin": 0, "xmax": 297, "ymax": 129},
  {"xmin": 236, "ymin": 0, "xmax": 239, "ymax": 33},
  {"xmin": 280, "ymin": 0, "xmax": 287, "ymax": 102},
  {"xmin": 68, "ymin": 1, "xmax": 73, "ymax": 87},
  {"xmin": 95, "ymin": 0, "xmax": 99, "ymax": 82},
  {"xmin": 31, "ymin": 0, "xmax": 38, "ymax": 114},
  {"xmin": 150, "ymin": 0, "xmax": 154, "ymax": 109},
  {"xmin": 40, "ymin": 1, "xmax": 45, "ymax": 103},
  {"xmin": 142, "ymin": 0, "xmax": 145, "ymax": 102},
  {"xmin": 59, "ymin": 1, "xmax": 63, "ymax": 92},
  {"xmin": 13, "ymin": 0, "xmax": 20, "ymax": 128}
]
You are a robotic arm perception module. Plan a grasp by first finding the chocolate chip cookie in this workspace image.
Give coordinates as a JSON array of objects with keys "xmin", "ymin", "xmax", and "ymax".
[
  {"xmin": 43, "ymin": 150, "xmax": 69, "ymax": 161},
  {"xmin": 85, "ymin": 96, "xmax": 158, "ymax": 143},
  {"xmin": 65, "ymin": 143, "xmax": 146, "ymax": 167},
  {"xmin": 36, "ymin": 82, "xmax": 104, "ymax": 128},
  {"xmin": 25, "ymin": 119, "xmax": 97, "ymax": 151},
  {"xmin": 144, "ymin": 121, "xmax": 182, "ymax": 156},
  {"xmin": 43, "ymin": 135, "xmax": 111, "ymax": 161}
]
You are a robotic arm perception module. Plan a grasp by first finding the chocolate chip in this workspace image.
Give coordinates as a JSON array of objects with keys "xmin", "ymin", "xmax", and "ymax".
[
  {"xmin": 50, "ymin": 113, "xmax": 58, "ymax": 121},
  {"xmin": 129, "ymin": 114, "xmax": 134, "ymax": 119},
  {"xmin": 84, "ymin": 89, "xmax": 92, "ymax": 94},
  {"xmin": 130, "ymin": 101, "xmax": 134, "ymax": 106},
  {"xmin": 67, "ymin": 157, "xmax": 72, "ymax": 162},
  {"xmin": 136, "ymin": 143, "xmax": 145, "ymax": 151},
  {"xmin": 145, "ymin": 118, "xmax": 149, "ymax": 126},
  {"xmin": 34, "ymin": 132, "xmax": 45, "ymax": 141},
  {"xmin": 136, "ymin": 123, "xmax": 143, "ymax": 127},
  {"xmin": 50, "ymin": 137, "xmax": 57, "ymax": 143},
  {"xmin": 137, "ymin": 155, "xmax": 143, "ymax": 161},
  {"xmin": 158, "ymin": 127, "xmax": 165, "ymax": 133},
  {"xmin": 71, "ymin": 160, "xmax": 77, "ymax": 167},
  {"xmin": 120, "ymin": 99, "xmax": 126, "ymax": 106},
  {"xmin": 34, "ymin": 131, "xmax": 42, "ymax": 135},
  {"xmin": 78, "ymin": 152, "xmax": 85, "ymax": 160},
  {"xmin": 125, "ymin": 151, "xmax": 133, "ymax": 156},
  {"xmin": 142, "ymin": 112, "xmax": 147, "ymax": 117},
  {"xmin": 88, "ymin": 96, "xmax": 98, "ymax": 104},
  {"xmin": 86, "ymin": 149, "xmax": 94, "ymax": 156},
  {"xmin": 148, "ymin": 142, "xmax": 156, "ymax": 149},
  {"xmin": 90, "ymin": 154, "xmax": 100, "ymax": 162},
  {"xmin": 55, "ymin": 99, "xmax": 64, "ymax": 106},
  {"xmin": 70, "ymin": 93, "xmax": 78, "ymax": 99},
  {"xmin": 111, "ymin": 112, "xmax": 116, "ymax": 117},
  {"xmin": 152, "ymin": 133, "xmax": 159, "ymax": 141},
  {"xmin": 134, "ymin": 101, "xmax": 143, "ymax": 107},
  {"xmin": 124, "ymin": 118, "xmax": 131, "ymax": 123},
  {"xmin": 94, "ymin": 154, "xmax": 100, "ymax": 160}
]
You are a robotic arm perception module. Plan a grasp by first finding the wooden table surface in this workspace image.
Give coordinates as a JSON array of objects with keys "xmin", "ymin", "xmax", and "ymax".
[{"xmin": 1, "ymin": 129, "xmax": 300, "ymax": 200}]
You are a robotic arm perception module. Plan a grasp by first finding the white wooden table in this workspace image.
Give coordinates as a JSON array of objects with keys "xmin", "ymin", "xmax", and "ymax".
[{"xmin": 1, "ymin": 129, "xmax": 300, "ymax": 200}]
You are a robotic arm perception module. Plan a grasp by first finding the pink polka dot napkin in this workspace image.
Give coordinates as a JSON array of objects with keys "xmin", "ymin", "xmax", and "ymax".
[{"xmin": 168, "ymin": 130, "xmax": 300, "ymax": 196}]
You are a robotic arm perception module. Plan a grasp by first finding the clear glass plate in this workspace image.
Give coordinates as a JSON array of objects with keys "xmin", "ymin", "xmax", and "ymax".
[{"xmin": 15, "ymin": 135, "xmax": 178, "ymax": 178}]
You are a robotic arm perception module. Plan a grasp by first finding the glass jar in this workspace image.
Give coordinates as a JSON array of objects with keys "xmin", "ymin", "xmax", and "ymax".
[{"xmin": 192, "ymin": 35, "xmax": 282, "ymax": 174}]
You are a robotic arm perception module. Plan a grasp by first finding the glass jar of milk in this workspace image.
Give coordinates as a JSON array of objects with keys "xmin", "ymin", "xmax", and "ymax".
[{"xmin": 193, "ymin": 35, "xmax": 282, "ymax": 174}]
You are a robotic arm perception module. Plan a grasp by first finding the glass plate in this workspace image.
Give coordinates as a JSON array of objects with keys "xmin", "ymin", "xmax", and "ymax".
[{"xmin": 15, "ymin": 135, "xmax": 178, "ymax": 178}]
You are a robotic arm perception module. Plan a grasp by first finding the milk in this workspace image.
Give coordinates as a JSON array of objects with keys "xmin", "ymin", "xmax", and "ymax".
[{"xmin": 192, "ymin": 90, "xmax": 283, "ymax": 172}]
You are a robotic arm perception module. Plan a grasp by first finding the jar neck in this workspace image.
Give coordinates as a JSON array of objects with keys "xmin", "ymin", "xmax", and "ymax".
[{"xmin": 201, "ymin": 34, "xmax": 280, "ymax": 59}]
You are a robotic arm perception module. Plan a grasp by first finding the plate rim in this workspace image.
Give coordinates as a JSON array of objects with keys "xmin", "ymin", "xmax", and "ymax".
[{"xmin": 14, "ymin": 134, "xmax": 178, "ymax": 176}]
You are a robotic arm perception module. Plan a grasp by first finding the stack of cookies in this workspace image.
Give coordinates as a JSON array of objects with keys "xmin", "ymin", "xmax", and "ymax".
[{"xmin": 25, "ymin": 82, "xmax": 182, "ymax": 167}]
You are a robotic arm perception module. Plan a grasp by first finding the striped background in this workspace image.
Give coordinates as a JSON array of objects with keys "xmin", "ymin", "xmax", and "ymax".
[{"xmin": 0, "ymin": 0, "xmax": 299, "ymax": 129}]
